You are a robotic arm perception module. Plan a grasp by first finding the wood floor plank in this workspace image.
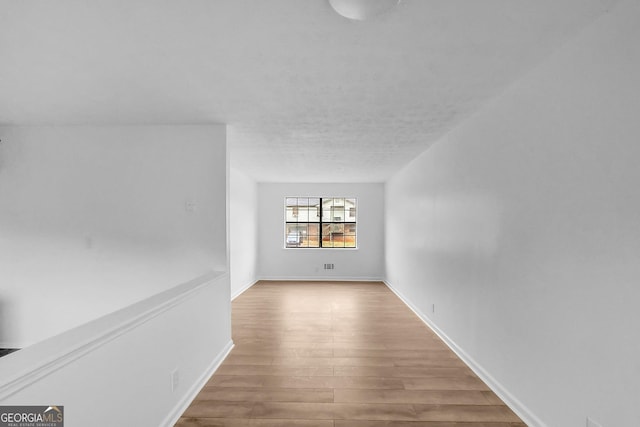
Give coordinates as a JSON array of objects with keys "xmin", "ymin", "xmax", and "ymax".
[
  {"xmin": 179, "ymin": 401, "xmax": 253, "ymax": 418},
  {"xmin": 270, "ymin": 356, "xmax": 397, "ymax": 367},
  {"xmin": 332, "ymin": 348, "xmax": 458, "ymax": 359},
  {"xmin": 222, "ymin": 355, "xmax": 273, "ymax": 365},
  {"xmin": 333, "ymin": 389, "xmax": 498, "ymax": 405},
  {"xmin": 230, "ymin": 347, "xmax": 334, "ymax": 358},
  {"xmin": 216, "ymin": 364, "xmax": 334, "ymax": 376},
  {"xmin": 206, "ymin": 375, "xmax": 406, "ymax": 390},
  {"xmin": 175, "ymin": 281, "xmax": 524, "ymax": 426},
  {"xmin": 177, "ymin": 419, "xmax": 334, "ymax": 427},
  {"xmin": 334, "ymin": 422, "xmax": 526, "ymax": 427},
  {"xmin": 250, "ymin": 402, "xmax": 418, "ymax": 421},
  {"xmin": 402, "ymin": 377, "xmax": 491, "ymax": 391},
  {"xmin": 333, "ymin": 365, "xmax": 474, "ymax": 378},
  {"xmin": 195, "ymin": 387, "xmax": 333, "ymax": 403},
  {"xmin": 412, "ymin": 405, "xmax": 523, "ymax": 422}
]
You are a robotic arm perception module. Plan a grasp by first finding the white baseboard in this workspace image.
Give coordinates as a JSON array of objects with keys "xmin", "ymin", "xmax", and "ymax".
[
  {"xmin": 162, "ymin": 339, "xmax": 234, "ymax": 427},
  {"xmin": 234, "ymin": 277, "xmax": 383, "ymax": 300},
  {"xmin": 258, "ymin": 276, "xmax": 384, "ymax": 282},
  {"xmin": 231, "ymin": 280, "xmax": 258, "ymax": 301},
  {"xmin": 384, "ymin": 280, "xmax": 545, "ymax": 427}
]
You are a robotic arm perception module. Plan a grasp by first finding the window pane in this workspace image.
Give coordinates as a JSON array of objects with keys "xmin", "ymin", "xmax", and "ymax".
[
  {"xmin": 333, "ymin": 223, "xmax": 345, "ymax": 234},
  {"xmin": 346, "ymin": 198, "xmax": 356, "ymax": 220},
  {"xmin": 333, "ymin": 223, "xmax": 345, "ymax": 247},
  {"xmin": 322, "ymin": 198, "xmax": 333, "ymax": 222},
  {"xmin": 298, "ymin": 206, "xmax": 309, "ymax": 222},
  {"xmin": 344, "ymin": 223, "xmax": 356, "ymax": 247},
  {"xmin": 322, "ymin": 236, "xmax": 334, "ymax": 247},
  {"xmin": 321, "ymin": 224, "xmax": 330, "ymax": 246},
  {"xmin": 286, "ymin": 205, "xmax": 298, "ymax": 222},
  {"xmin": 285, "ymin": 223, "xmax": 305, "ymax": 247},
  {"xmin": 333, "ymin": 206, "xmax": 345, "ymax": 222},
  {"xmin": 307, "ymin": 223, "xmax": 320, "ymax": 247},
  {"xmin": 299, "ymin": 232, "xmax": 309, "ymax": 247},
  {"xmin": 322, "ymin": 223, "xmax": 345, "ymax": 247},
  {"xmin": 309, "ymin": 198, "xmax": 320, "ymax": 222}
]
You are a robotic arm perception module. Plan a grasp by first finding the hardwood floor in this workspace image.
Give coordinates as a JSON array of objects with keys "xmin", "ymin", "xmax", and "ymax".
[{"xmin": 176, "ymin": 281, "xmax": 525, "ymax": 426}]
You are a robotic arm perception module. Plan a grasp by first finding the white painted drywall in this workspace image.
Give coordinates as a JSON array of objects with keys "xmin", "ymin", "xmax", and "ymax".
[
  {"xmin": 229, "ymin": 167, "xmax": 258, "ymax": 298},
  {"xmin": 385, "ymin": 1, "xmax": 640, "ymax": 426},
  {"xmin": 257, "ymin": 183, "xmax": 384, "ymax": 280},
  {"xmin": 0, "ymin": 272, "xmax": 232, "ymax": 427},
  {"xmin": 0, "ymin": 125, "xmax": 227, "ymax": 347}
]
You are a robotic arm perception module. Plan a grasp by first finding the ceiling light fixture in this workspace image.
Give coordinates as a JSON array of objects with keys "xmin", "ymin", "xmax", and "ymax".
[{"xmin": 328, "ymin": 0, "xmax": 400, "ymax": 21}]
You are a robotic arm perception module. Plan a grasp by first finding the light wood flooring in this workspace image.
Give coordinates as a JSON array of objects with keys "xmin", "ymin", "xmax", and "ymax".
[{"xmin": 176, "ymin": 281, "xmax": 525, "ymax": 426}]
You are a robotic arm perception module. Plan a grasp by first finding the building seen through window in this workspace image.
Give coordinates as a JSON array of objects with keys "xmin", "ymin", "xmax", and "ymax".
[{"xmin": 285, "ymin": 197, "xmax": 356, "ymax": 248}]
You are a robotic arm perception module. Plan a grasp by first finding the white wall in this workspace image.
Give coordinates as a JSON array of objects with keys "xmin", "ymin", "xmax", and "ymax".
[
  {"xmin": 258, "ymin": 183, "xmax": 384, "ymax": 281},
  {"xmin": 0, "ymin": 272, "xmax": 232, "ymax": 427},
  {"xmin": 0, "ymin": 125, "xmax": 227, "ymax": 347},
  {"xmin": 229, "ymin": 167, "xmax": 258, "ymax": 298},
  {"xmin": 385, "ymin": 1, "xmax": 640, "ymax": 426}
]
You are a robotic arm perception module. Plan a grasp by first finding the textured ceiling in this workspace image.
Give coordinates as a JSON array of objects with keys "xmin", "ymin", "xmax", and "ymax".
[{"xmin": 0, "ymin": 0, "xmax": 619, "ymax": 182}]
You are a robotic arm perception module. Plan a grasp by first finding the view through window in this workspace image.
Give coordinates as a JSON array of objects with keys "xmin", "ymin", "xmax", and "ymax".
[{"xmin": 285, "ymin": 197, "xmax": 357, "ymax": 248}]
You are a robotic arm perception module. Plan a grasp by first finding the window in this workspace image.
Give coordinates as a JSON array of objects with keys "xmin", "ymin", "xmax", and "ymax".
[{"xmin": 285, "ymin": 197, "xmax": 357, "ymax": 248}]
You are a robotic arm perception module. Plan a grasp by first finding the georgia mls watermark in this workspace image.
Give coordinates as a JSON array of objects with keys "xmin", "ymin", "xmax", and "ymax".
[{"xmin": 0, "ymin": 406, "xmax": 63, "ymax": 427}]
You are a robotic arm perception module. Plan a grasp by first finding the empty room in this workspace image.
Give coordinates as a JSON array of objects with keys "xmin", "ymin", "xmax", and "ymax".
[{"xmin": 1, "ymin": 1, "xmax": 639, "ymax": 426}]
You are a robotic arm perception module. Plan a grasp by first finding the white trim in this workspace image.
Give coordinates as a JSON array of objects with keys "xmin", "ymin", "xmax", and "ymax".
[
  {"xmin": 231, "ymin": 280, "xmax": 259, "ymax": 300},
  {"xmin": 384, "ymin": 280, "xmax": 546, "ymax": 427},
  {"xmin": 233, "ymin": 278, "xmax": 386, "ymax": 300},
  {"xmin": 0, "ymin": 342, "xmax": 25, "ymax": 350},
  {"xmin": 161, "ymin": 340, "xmax": 234, "ymax": 427},
  {"xmin": 258, "ymin": 276, "xmax": 384, "ymax": 282},
  {"xmin": 0, "ymin": 271, "xmax": 225, "ymax": 401}
]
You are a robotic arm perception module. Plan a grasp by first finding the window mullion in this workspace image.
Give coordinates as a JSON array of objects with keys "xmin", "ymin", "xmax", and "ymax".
[{"xmin": 319, "ymin": 197, "xmax": 324, "ymax": 248}]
